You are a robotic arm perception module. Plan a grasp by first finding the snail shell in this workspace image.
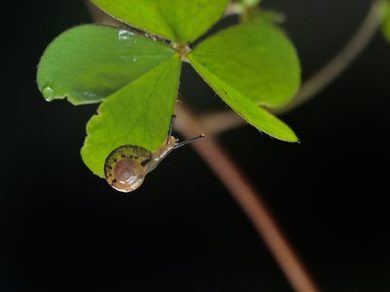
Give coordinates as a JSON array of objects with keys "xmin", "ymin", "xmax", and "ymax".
[{"xmin": 104, "ymin": 136, "xmax": 177, "ymax": 193}]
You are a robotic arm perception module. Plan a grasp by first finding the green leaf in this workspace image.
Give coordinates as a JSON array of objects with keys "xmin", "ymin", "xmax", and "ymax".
[
  {"xmin": 383, "ymin": 1, "xmax": 390, "ymax": 42},
  {"xmin": 91, "ymin": 0, "xmax": 229, "ymax": 43},
  {"xmin": 249, "ymin": 9, "xmax": 286, "ymax": 24},
  {"xmin": 239, "ymin": 0, "xmax": 261, "ymax": 6},
  {"xmin": 189, "ymin": 56, "xmax": 298, "ymax": 142},
  {"xmin": 37, "ymin": 24, "xmax": 175, "ymax": 105},
  {"xmin": 189, "ymin": 20, "xmax": 301, "ymax": 108},
  {"xmin": 81, "ymin": 56, "xmax": 181, "ymax": 177}
]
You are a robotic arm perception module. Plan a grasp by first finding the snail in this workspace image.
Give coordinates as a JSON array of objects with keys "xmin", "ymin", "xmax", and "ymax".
[{"xmin": 104, "ymin": 115, "xmax": 204, "ymax": 193}]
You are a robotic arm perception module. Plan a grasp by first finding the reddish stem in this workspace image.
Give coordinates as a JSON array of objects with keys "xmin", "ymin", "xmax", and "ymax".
[{"xmin": 176, "ymin": 104, "xmax": 320, "ymax": 292}]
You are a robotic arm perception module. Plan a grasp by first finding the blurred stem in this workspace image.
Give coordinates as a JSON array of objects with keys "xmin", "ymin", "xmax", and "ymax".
[
  {"xmin": 175, "ymin": 104, "xmax": 320, "ymax": 292},
  {"xmin": 199, "ymin": 0, "xmax": 387, "ymax": 134},
  {"xmin": 280, "ymin": 0, "xmax": 387, "ymax": 113},
  {"xmin": 84, "ymin": 1, "xmax": 119, "ymax": 25},
  {"xmin": 85, "ymin": 1, "xmax": 320, "ymax": 291}
]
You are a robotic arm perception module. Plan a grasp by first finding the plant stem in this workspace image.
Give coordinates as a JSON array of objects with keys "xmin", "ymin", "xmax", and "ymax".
[
  {"xmin": 85, "ymin": 1, "xmax": 320, "ymax": 290},
  {"xmin": 198, "ymin": 0, "xmax": 387, "ymax": 134},
  {"xmin": 84, "ymin": 0, "xmax": 120, "ymax": 26},
  {"xmin": 280, "ymin": 0, "xmax": 387, "ymax": 113},
  {"xmin": 175, "ymin": 104, "xmax": 320, "ymax": 292}
]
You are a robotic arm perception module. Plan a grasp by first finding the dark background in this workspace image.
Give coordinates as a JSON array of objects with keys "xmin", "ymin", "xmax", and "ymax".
[{"xmin": 0, "ymin": 0, "xmax": 388, "ymax": 291}]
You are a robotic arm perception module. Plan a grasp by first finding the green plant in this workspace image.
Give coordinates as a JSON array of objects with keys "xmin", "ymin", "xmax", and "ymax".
[
  {"xmin": 37, "ymin": 0, "xmax": 300, "ymax": 178},
  {"xmin": 36, "ymin": 1, "xmax": 389, "ymax": 291}
]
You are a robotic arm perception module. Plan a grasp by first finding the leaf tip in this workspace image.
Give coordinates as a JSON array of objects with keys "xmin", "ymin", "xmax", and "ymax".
[{"xmin": 279, "ymin": 128, "xmax": 299, "ymax": 143}]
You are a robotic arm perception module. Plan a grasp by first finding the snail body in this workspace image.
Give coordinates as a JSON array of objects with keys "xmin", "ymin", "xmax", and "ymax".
[{"xmin": 104, "ymin": 136, "xmax": 178, "ymax": 193}]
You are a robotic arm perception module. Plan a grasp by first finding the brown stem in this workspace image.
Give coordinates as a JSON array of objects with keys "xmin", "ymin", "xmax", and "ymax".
[
  {"xmin": 84, "ymin": 0, "xmax": 120, "ymax": 26},
  {"xmin": 85, "ymin": 1, "xmax": 320, "ymax": 290},
  {"xmin": 175, "ymin": 104, "xmax": 320, "ymax": 292}
]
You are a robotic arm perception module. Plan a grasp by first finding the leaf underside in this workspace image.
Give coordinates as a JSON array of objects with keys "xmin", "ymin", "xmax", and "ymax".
[{"xmin": 189, "ymin": 56, "xmax": 298, "ymax": 142}]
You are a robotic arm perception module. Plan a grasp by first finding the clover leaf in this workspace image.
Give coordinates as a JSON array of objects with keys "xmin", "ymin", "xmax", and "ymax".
[{"xmin": 37, "ymin": 0, "xmax": 301, "ymax": 177}]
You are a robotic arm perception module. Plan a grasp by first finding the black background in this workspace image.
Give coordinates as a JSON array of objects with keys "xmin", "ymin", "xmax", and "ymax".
[{"xmin": 0, "ymin": 0, "xmax": 388, "ymax": 291}]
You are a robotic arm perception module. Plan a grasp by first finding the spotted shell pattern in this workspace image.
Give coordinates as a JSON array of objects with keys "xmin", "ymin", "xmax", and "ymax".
[
  {"xmin": 103, "ymin": 133, "xmax": 203, "ymax": 193},
  {"xmin": 104, "ymin": 145, "xmax": 152, "ymax": 193}
]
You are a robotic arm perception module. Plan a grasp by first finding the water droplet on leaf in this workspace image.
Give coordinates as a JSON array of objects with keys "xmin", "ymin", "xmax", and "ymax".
[
  {"xmin": 42, "ymin": 86, "xmax": 55, "ymax": 101},
  {"xmin": 118, "ymin": 29, "xmax": 135, "ymax": 41}
]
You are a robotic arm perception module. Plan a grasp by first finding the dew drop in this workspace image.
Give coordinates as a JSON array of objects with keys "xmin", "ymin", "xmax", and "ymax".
[
  {"xmin": 42, "ymin": 86, "xmax": 55, "ymax": 101},
  {"xmin": 132, "ymin": 56, "xmax": 138, "ymax": 62},
  {"xmin": 118, "ymin": 28, "xmax": 135, "ymax": 41}
]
